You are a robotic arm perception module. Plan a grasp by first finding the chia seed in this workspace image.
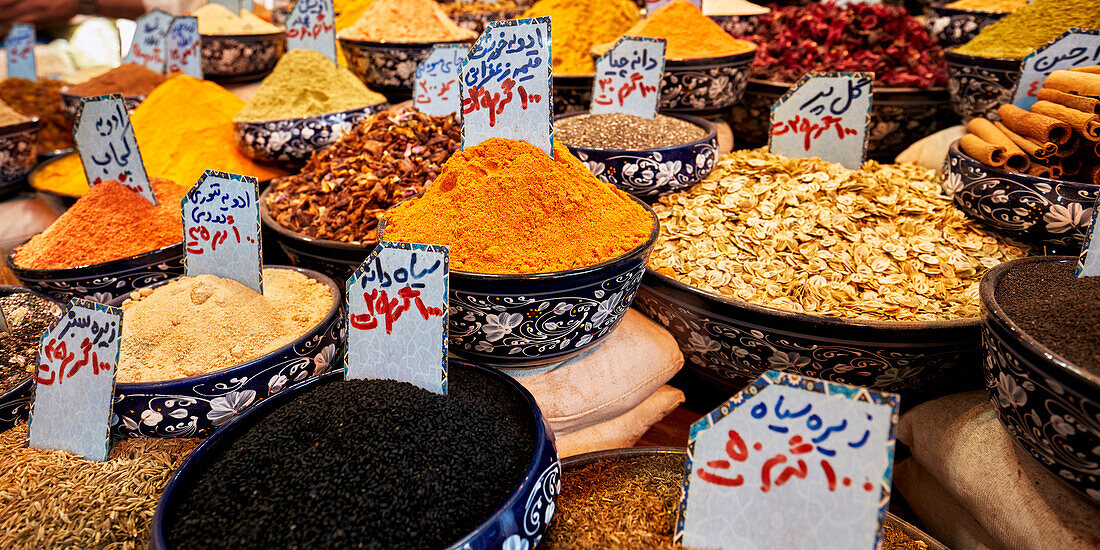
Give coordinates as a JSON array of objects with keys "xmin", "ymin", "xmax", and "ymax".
[
  {"xmin": 166, "ymin": 366, "xmax": 536, "ymax": 550},
  {"xmin": 0, "ymin": 292, "xmax": 61, "ymax": 394},
  {"xmin": 555, "ymin": 113, "xmax": 707, "ymax": 149}
]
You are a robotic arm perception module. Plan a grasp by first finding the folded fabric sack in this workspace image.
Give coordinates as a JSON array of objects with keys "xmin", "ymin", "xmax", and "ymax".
[
  {"xmin": 896, "ymin": 391, "xmax": 1100, "ymax": 550},
  {"xmin": 502, "ymin": 309, "xmax": 684, "ymax": 435},
  {"xmin": 557, "ymin": 385, "xmax": 685, "ymax": 458},
  {"xmin": 895, "ymin": 124, "xmax": 966, "ymax": 174}
]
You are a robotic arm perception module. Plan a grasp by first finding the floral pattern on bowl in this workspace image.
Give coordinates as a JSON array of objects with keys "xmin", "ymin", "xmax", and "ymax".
[
  {"xmin": 340, "ymin": 38, "xmax": 470, "ymax": 101},
  {"xmin": 235, "ymin": 103, "xmax": 387, "ymax": 163},
  {"xmin": 659, "ymin": 49, "xmax": 754, "ymax": 115},
  {"xmin": 925, "ymin": 6, "xmax": 1006, "ymax": 48},
  {"xmin": 7, "ymin": 243, "xmax": 186, "ymax": 304},
  {"xmin": 0, "ymin": 119, "xmax": 37, "ymax": 189},
  {"xmin": 556, "ymin": 112, "xmax": 718, "ymax": 200},
  {"xmin": 552, "ymin": 74, "xmax": 593, "ymax": 115},
  {"xmin": 60, "ymin": 91, "xmax": 144, "ymax": 119},
  {"xmin": 945, "ymin": 48, "xmax": 1021, "ymax": 122},
  {"xmin": 945, "ymin": 141, "xmax": 1098, "ymax": 252},
  {"xmin": 201, "ymin": 32, "xmax": 286, "ymax": 83},
  {"xmin": 708, "ymin": 14, "xmax": 762, "ymax": 38},
  {"xmin": 980, "ymin": 256, "xmax": 1100, "ymax": 504},
  {"xmin": 0, "ymin": 286, "xmax": 61, "ymax": 434},
  {"xmin": 108, "ymin": 266, "xmax": 345, "ymax": 438}
]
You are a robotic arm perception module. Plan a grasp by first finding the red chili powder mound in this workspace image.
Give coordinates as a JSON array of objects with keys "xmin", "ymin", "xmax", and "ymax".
[{"xmin": 14, "ymin": 178, "xmax": 187, "ymax": 270}]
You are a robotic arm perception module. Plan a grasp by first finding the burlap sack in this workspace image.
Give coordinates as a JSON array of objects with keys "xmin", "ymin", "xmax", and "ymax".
[{"xmin": 557, "ymin": 385, "xmax": 685, "ymax": 458}]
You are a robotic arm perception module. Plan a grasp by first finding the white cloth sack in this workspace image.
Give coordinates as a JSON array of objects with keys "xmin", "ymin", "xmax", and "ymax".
[{"xmin": 557, "ymin": 385, "xmax": 685, "ymax": 458}]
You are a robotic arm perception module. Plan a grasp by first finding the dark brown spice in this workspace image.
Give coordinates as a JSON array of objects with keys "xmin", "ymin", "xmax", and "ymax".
[
  {"xmin": 66, "ymin": 63, "xmax": 167, "ymax": 97},
  {"xmin": 0, "ymin": 292, "xmax": 62, "ymax": 394},
  {"xmin": 0, "ymin": 78, "xmax": 74, "ymax": 152}
]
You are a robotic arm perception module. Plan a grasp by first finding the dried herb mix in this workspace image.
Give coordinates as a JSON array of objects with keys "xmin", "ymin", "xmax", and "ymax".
[
  {"xmin": 0, "ymin": 292, "xmax": 61, "ymax": 394},
  {"xmin": 167, "ymin": 367, "xmax": 535, "ymax": 550},
  {"xmin": 997, "ymin": 260, "xmax": 1100, "ymax": 376},
  {"xmin": 555, "ymin": 113, "xmax": 706, "ymax": 149}
]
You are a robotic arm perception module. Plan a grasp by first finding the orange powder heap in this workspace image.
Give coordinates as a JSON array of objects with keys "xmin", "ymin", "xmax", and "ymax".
[
  {"xmin": 383, "ymin": 138, "xmax": 654, "ymax": 274},
  {"xmin": 614, "ymin": 0, "xmax": 756, "ymax": 59},
  {"xmin": 14, "ymin": 178, "xmax": 188, "ymax": 270}
]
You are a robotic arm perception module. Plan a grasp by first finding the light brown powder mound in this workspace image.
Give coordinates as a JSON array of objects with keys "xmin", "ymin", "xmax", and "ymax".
[
  {"xmin": 118, "ymin": 268, "xmax": 333, "ymax": 383},
  {"xmin": 338, "ymin": 0, "xmax": 477, "ymax": 43}
]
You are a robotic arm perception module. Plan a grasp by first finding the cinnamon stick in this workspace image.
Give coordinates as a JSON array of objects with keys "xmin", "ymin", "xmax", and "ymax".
[
  {"xmin": 1031, "ymin": 100, "xmax": 1100, "ymax": 141},
  {"xmin": 1086, "ymin": 165, "xmax": 1100, "ymax": 186},
  {"xmin": 1036, "ymin": 88, "xmax": 1100, "ymax": 115},
  {"xmin": 1048, "ymin": 161, "xmax": 1063, "ymax": 179},
  {"xmin": 1070, "ymin": 67, "xmax": 1100, "ymax": 76},
  {"xmin": 960, "ymin": 134, "xmax": 1007, "ymax": 167},
  {"xmin": 966, "ymin": 118, "xmax": 1030, "ymax": 171},
  {"xmin": 994, "ymin": 121, "xmax": 1054, "ymax": 159},
  {"xmin": 1045, "ymin": 70, "xmax": 1100, "ymax": 99},
  {"xmin": 998, "ymin": 104, "xmax": 1072, "ymax": 145},
  {"xmin": 1027, "ymin": 164, "xmax": 1054, "ymax": 179},
  {"xmin": 1055, "ymin": 135, "xmax": 1079, "ymax": 158}
]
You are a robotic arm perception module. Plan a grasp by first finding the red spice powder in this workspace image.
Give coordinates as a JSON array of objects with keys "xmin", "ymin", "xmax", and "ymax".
[{"xmin": 14, "ymin": 178, "xmax": 187, "ymax": 270}]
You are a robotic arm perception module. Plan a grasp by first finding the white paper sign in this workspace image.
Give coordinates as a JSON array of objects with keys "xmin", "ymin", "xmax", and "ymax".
[
  {"xmin": 27, "ymin": 299, "xmax": 121, "ymax": 462},
  {"xmin": 242, "ymin": 0, "xmax": 253, "ymax": 11},
  {"xmin": 769, "ymin": 72, "xmax": 872, "ymax": 170},
  {"xmin": 460, "ymin": 17, "xmax": 553, "ymax": 157},
  {"xmin": 75, "ymin": 94, "xmax": 156, "ymax": 205},
  {"xmin": 5, "ymin": 24, "xmax": 36, "ymax": 81},
  {"xmin": 183, "ymin": 171, "xmax": 263, "ymax": 292},
  {"xmin": 676, "ymin": 370, "xmax": 899, "ymax": 550},
  {"xmin": 591, "ymin": 37, "xmax": 665, "ymax": 118},
  {"xmin": 415, "ymin": 44, "xmax": 467, "ymax": 117},
  {"xmin": 210, "ymin": 0, "xmax": 241, "ymax": 11},
  {"xmin": 125, "ymin": 10, "xmax": 173, "ymax": 73},
  {"xmin": 166, "ymin": 16, "xmax": 202, "ymax": 79},
  {"xmin": 645, "ymin": 0, "xmax": 700, "ymax": 13},
  {"xmin": 1013, "ymin": 30, "xmax": 1100, "ymax": 111},
  {"xmin": 345, "ymin": 242, "xmax": 448, "ymax": 394},
  {"xmin": 286, "ymin": 0, "xmax": 337, "ymax": 64}
]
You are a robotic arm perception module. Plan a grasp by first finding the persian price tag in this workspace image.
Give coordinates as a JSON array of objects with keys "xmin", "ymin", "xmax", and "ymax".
[
  {"xmin": 182, "ymin": 171, "xmax": 263, "ymax": 292},
  {"xmin": 74, "ymin": 94, "xmax": 156, "ymax": 205},
  {"xmin": 345, "ymin": 242, "xmax": 448, "ymax": 394},
  {"xmin": 591, "ymin": 37, "xmax": 666, "ymax": 118},
  {"xmin": 5, "ymin": 24, "xmax": 36, "ymax": 81},
  {"xmin": 460, "ymin": 17, "xmax": 553, "ymax": 157},
  {"xmin": 676, "ymin": 370, "xmax": 899, "ymax": 550},
  {"xmin": 27, "ymin": 299, "xmax": 122, "ymax": 462},
  {"xmin": 286, "ymin": 0, "xmax": 337, "ymax": 64},
  {"xmin": 415, "ymin": 44, "xmax": 468, "ymax": 117},
  {"xmin": 1013, "ymin": 30, "xmax": 1100, "ymax": 110},
  {"xmin": 124, "ymin": 10, "xmax": 173, "ymax": 72},
  {"xmin": 1076, "ymin": 197, "xmax": 1100, "ymax": 276},
  {"xmin": 242, "ymin": 0, "xmax": 253, "ymax": 11},
  {"xmin": 769, "ymin": 72, "xmax": 872, "ymax": 170},
  {"xmin": 166, "ymin": 16, "xmax": 202, "ymax": 79}
]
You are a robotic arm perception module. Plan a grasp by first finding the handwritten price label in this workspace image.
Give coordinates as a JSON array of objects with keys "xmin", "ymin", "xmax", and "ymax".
[
  {"xmin": 286, "ymin": 0, "xmax": 337, "ymax": 64},
  {"xmin": 27, "ymin": 299, "xmax": 121, "ymax": 462},
  {"xmin": 183, "ymin": 171, "xmax": 262, "ymax": 293},
  {"xmin": 5, "ymin": 24, "xmax": 37, "ymax": 81},
  {"xmin": 769, "ymin": 72, "xmax": 871, "ymax": 170},
  {"xmin": 124, "ymin": 10, "xmax": 173, "ymax": 73},
  {"xmin": 243, "ymin": 0, "xmax": 253, "ymax": 11},
  {"xmin": 166, "ymin": 16, "xmax": 202, "ymax": 79},
  {"xmin": 676, "ymin": 370, "xmax": 899, "ymax": 550},
  {"xmin": 415, "ymin": 44, "xmax": 468, "ymax": 117},
  {"xmin": 75, "ymin": 94, "xmax": 156, "ymax": 206},
  {"xmin": 1013, "ymin": 29, "xmax": 1100, "ymax": 111},
  {"xmin": 591, "ymin": 37, "xmax": 665, "ymax": 118},
  {"xmin": 460, "ymin": 17, "xmax": 553, "ymax": 157},
  {"xmin": 345, "ymin": 241, "xmax": 448, "ymax": 394}
]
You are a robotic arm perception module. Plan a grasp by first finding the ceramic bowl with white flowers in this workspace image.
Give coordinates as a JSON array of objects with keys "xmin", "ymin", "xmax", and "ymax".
[
  {"xmin": 339, "ymin": 37, "xmax": 472, "ymax": 102},
  {"xmin": 945, "ymin": 140, "xmax": 1099, "ymax": 253},
  {"xmin": 150, "ymin": 361, "xmax": 560, "ymax": 550},
  {"xmin": 7, "ymin": 242, "xmax": 186, "ymax": 304},
  {"xmin": 235, "ymin": 102, "xmax": 387, "ymax": 163},
  {"xmin": 106, "ymin": 266, "xmax": 345, "ymax": 439},
  {"xmin": 555, "ymin": 112, "xmax": 718, "ymax": 201},
  {"xmin": 979, "ymin": 256, "xmax": 1100, "ymax": 504}
]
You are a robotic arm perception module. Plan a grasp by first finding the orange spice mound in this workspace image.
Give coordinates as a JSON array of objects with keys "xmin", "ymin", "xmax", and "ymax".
[
  {"xmin": 383, "ymin": 138, "xmax": 653, "ymax": 274},
  {"xmin": 14, "ymin": 178, "xmax": 188, "ymax": 270},
  {"xmin": 618, "ymin": 0, "xmax": 756, "ymax": 59}
]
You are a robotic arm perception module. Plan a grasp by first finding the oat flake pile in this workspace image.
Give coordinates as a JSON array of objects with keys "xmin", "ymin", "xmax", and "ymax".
[{"xmin": 649, "ymin": 149, "xmax": 1030, "ymax": 321}]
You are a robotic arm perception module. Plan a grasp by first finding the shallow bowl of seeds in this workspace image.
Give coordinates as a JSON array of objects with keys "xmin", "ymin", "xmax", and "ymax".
[
  {"xmin": 978, "ymin": 255, "xmax": 1100, "ymax": 504},
  {"xmin": 554, "ymin": 111, "xmax": 719, "ymax": 201},
  {"xmin": 234, "ymin": 102, "xmax": 388, "ymax": 164},
  {"xmin": 0, "ymin": 285, "xmax": 63, "ymax": 434}
]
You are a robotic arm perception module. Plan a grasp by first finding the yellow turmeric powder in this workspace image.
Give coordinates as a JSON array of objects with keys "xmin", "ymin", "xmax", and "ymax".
[
  {"xmin": 522, "ymin": 0, "xmax": 640, "ymax": 74},
  {"xmin": 30, "ymin": 76, "xmax": 285, "ymax": 197},
  {"xmin": 599, "ymin": 0, "xmax": 756, "ymax": 60},
  {"xmin": 383, "ymin": 138, "xmax": 654, "ymax": 274}
]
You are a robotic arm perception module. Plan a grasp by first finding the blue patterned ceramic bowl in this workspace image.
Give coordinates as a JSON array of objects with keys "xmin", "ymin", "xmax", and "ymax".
[
  {"xmin": 450, "ymin": 7, "xmax": 527, "ymax": 34},
  {"xmin": 106, "ymin": 266, "xmax": 344, "ymax": 438},
  {"xmin": 200, "ymin": 31, "xmax": 286, "ymax": 83},
  {"xmin": 150, "ymin": 361, "xmax": 560, "ymax": 549},
  {"xmin": 726, "ymin": 79, "xmax": 958, "ymax": 159},
  {"xmin": 555, "ymin": 112, "xmax": 718, "ymax": 201},
  {"xmin": 260, "ymin": 187, "xmax": 375, "ymax": 282},
  {"xmin": 60, "ymin": 90, "xmax": 144, "ymax": 119},
  {"xmin": 339, "ymin": 37, "xmax": 472, "ymax": 102},
  {"xmin": 925, "ymin": 6, "xmax": 1007, "ymax": 48},
  {"xmin": 708, "ymin": 14, "xmax": 762, "ymax": 38},
  {"xmin": 0, "ymin": 118, "xmax": 38, "ymax": 190},
  {"xmin": 0, "ymin": 286, "xmax": 62, "ymax": 434},
  {"xmin": 979, "ymin": 256, "xmax": 1100, "ymax": 504},
  {"xmin": 234, "ymin": 102, "xmax": 387, "ymax": 163},
  {"xmin": 635, "ymin": 269, "xmax": 982, "ymax": 408},
  {"xmin": 7, "ymin": 242, "xmax": 186, "ymax": 304},
  {"xmin": 945, "ymin": 48, "xmax": 1022, "ymax": 121},
  {"xmin": 945, "ymin": 141, "xmax": 1098, "ymax": 253}
]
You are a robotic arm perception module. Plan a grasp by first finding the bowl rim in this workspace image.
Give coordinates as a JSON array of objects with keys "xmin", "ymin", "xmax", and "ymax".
[
  {"xmin": 149, "ymin": 360, "xmax": 555, "ymax": 550},
  {"xmin": 199, "ymin": 29, "xmax": 286, "ymax": 39},
  {"xmin": 109, "ymin": 265, "xmax": 342, "ymax": 390},
  {"xmin": 943, "ymin": 46, "xmax": 1025, "ymax": 65},
  {"xmin": 0, "ymin": 285, "xmax": 63, "ymax": 401},
  {"xmin": 948, "ymin": 140, "xmax": 1099, "ymax": 190},
  {"xmin": 6, "ymin": 239, "xmax": 184, "ymax": 276},
  {"xmin": 979, "ymin": 255, "xmax": 1100, "ymax": 388},
  {"xmin": 59, "ymin": 87, "xmax": 147, "ymax": 101},
  {"xmin": 233, "ymin": 100, "xmax": 388, "ymax": 126},
  {"xmin": 747, "ymin": 77, "xmax": 949, "ymax": 94},
  {"xmin": 336, "ymin": 35, "xmax": 475, "ymax": 47},
  {"xmin": 0, "ymin": 117, "xmax": 39, "ymax": 135},
  {"xmin": 552, "ymin": 112, "xmax": 718, "ymax": 154}
]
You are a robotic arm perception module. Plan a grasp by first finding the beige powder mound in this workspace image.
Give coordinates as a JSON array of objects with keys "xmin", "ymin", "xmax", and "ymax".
[{"xmin": 118, "ymin": 268, "xmax": 333, "ymax": 383}]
